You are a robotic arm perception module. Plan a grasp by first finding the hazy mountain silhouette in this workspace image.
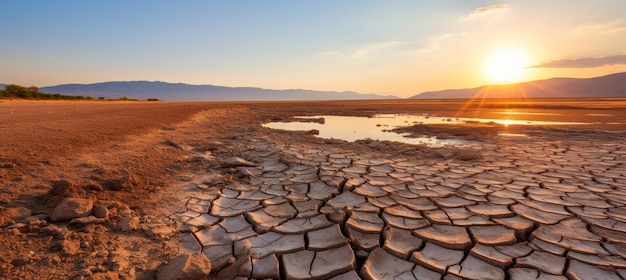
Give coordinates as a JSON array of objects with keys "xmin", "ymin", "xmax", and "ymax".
[
  {"xmin": 411, "ymin": 72, "xmax": 626, "ymax": 99},
  {"xmin": 41, "ymin": 81, "xmax": 398, "ymax": 101}
]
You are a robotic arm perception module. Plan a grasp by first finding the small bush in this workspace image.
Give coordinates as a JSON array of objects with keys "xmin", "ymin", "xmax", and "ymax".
[{"xmin": 0, "ymin": 84, "xmax": 92, "ymax": 100}]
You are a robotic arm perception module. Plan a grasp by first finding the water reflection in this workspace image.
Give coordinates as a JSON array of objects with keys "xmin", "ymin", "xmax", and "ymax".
[
  {"xmin": 263, "ymin": 114, "xmax": 590, "ymax": 146},
  {"xmin": 264, "ymin": 115, "xmax": 471, "ymax": 146},
  {"xmin": 586, "ymin": 113, "xmax": 613, "ymax": 116},
  {"xmin": 500, "ymin": 111, "xmax": 562, "ymax": 116}
]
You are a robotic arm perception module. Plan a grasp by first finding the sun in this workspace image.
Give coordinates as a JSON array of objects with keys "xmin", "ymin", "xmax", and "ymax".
[{"xmin": 484, "ymin": 49, "xmax": 529, "ymax": 84}]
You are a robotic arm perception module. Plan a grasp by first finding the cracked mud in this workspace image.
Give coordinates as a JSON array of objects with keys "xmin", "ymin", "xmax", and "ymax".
[{"xmin": 170, "ymin": 127, "xmax": 626, "ymax": 280}]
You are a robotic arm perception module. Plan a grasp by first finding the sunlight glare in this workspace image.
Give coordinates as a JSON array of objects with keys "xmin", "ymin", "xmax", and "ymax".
[{"xmin": 484, "ymin": 49, "xmax": 529, "ymax": 84}]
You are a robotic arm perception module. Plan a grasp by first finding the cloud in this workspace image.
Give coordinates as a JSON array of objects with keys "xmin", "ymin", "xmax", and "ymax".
[
  {"xmin": 319, "ymin": 50, "xmax": 340, "ymax": 56},
  {"xmin": 462, "ymin": 4, "xmax": 509, "ymax": 20},
  {"xmin": 570, "ymin": 20, "xmax": 626, "ymax": 34},
  {"xmin": 320, "ymin": 40, "xmax": 403, "ymax": 59},
  {"xmin": 321, "ymin": 33, "xmax": 462, "ymax": 58},
  {"xmin": 415, "ymin": 33, "xmax": 455, "ymax": 52},
  {"xmin": 352, "ymin": 41, "xmax": 402, "ymax": 59},
  {"xmin": 530, "ymin": 54, "xmax": 626, "ymax": 68}
]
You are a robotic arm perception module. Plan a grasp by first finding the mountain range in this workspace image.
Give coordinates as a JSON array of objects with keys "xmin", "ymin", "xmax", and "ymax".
[
  {"xmin": 3, "ymin": 72, "xmax": 626, "ymax": 100},
  {"xmin": 411, "ymin": 72, "xmax": 626, "ymax": 99},
  {"xmin": 40, "ymin": 82, "xmax": 398, "ymax": 101}
]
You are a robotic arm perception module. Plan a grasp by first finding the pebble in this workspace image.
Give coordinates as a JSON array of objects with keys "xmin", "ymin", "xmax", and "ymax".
[
  {"xmin": 117, "ymin": 217, "xmax": 139, "ymax": 231},
  {"xmin": 50, "ymin": 198, "xmax": 93, "ymax": 222},
  {"xmin": 156, "ymin": 253, "xmax": 212, "ymax": 280}
]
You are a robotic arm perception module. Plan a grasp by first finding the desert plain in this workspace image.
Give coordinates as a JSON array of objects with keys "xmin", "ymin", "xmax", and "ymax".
[{"xmin": 1, "ymin": 98, "xmax": 626, "ymax": 279}]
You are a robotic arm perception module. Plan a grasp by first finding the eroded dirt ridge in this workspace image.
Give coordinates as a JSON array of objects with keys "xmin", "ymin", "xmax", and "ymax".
[{"xmin": 169, "ymin": 133, "xmax": 626, "ymax": 280}]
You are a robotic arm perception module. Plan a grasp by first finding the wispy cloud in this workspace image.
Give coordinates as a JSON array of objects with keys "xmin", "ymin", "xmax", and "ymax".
[
  {"xmin": 320, "ymin": 33, "xmax": 462, "ymax": 58},
  {"xmin": 319, "ymin": 50, "xmax": 340, "ymax": 56},
  {"xmin": 320, "ymin": 40, "xmax": 403, "ymax": 59},
  {"xmin": 415, "ymin": 33, "xmax": 456, "ymax": 52},
  {"xmin": 461, "ymin": 4, "xmax": 509, "ymax": 20},
  {"xmin": 570, "ymin": 20, "xmax": 626, "ymax": 35},
  {"xmin": 529, "ymin": 54, "xmax": 626, "ymax": 68},
  {"xmin": 352, "ymin": 41, "xmax": 402, "ymax": 59}
]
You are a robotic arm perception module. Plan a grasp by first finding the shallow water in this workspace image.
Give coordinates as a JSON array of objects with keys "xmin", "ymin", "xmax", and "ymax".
[
  {"xmin": 264, "ymin": 115, "xmax": 471, "ymax": 146},
  {"xmin": 263, "ymin": 114, "xmax": 591, "ymax": 146}
]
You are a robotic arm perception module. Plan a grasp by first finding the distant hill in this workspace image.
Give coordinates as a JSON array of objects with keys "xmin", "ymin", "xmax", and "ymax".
[
  {"xmin": 41, "ymin": 81, "xmax": 398, "ymax": 101},
  {"xmin": 411, "ymin": 72, "xmax": 626, "ymax": 99}
]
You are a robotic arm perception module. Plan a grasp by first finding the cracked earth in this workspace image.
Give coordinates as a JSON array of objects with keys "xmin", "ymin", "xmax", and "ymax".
[
  {"xmin": 2, "ymin": 100, "xmax": 625, "ymax": 279},
  {"xmin": 169, "ymin": 125, "xmax": 626, "ymax": 280}
]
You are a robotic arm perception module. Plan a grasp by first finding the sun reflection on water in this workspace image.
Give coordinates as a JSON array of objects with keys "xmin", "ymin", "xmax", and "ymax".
[{"xmin": 263, "ymin": 114, "xmax": 590, "ymax": 146}]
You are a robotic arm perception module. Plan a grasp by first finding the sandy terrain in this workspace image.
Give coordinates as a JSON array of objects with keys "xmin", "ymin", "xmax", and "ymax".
[{"xmin": 1, "ymin": 98, "xmax": 626, "ymax": 279}]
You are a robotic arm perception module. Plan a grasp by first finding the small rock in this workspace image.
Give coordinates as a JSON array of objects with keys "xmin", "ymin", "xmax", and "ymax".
[
  {"xmin": 118, "ymin": 217, "xmax": 139, "ymax": 231},
  {"xmin": 49, "ymin": 255, "xmax": 61, "ymax": 265},
  {"xmin": 165, "ymin": 139, "xmax": 184, "ymax": 149},
  {"xmin": 436, "ymin": 149, "xmax": 454, "ymax": 159},
  {"xmin": 50, "ymin": 198, "xmax": 93, "ymax": 221},
  {"xmin": 145, "ymin": 225, "xmax": 176, "ymax": 239},
  {"xmin": 199, "ymin": 172, "xmax": 224, "ymax": 186},
  {"xmin": 103, "ymin": 175, "xmax": 136, "ymax": 191},
  {"xmin": 180, "ymin": 175, "xmax": 194, "ymax": 182},
  {"xmin": 107, "ymin": 201, "xmax": 133, "ymax": 217},
  {"xmin": 47, "ymin": 179, "xmax": 85, "ymax": 199},
  {"xmin": 205, "ymin": 140, "xmax": 223, "ymax": 151},
  {"xmin": 156, "ymin": 253, "xmax": 212, "ymax": 280},
  {"xmin": 1, "ymin": 207, "xmax": 31, "ymax": 227},
  {"xmin": 42, "ymin": 224, "xmax": 69, "ymax": 239},
  {"xmin": 92, "ymin": 205, "xmax": 109, "ymax": 219},
  {"xmin": 187, "ymin": 153, "xmax": 213, "ymax": 162},
  {"xmin": 22, "ymin": 216, "xmax": 46, "ymax": 227},
  {"xmin": 223, "ymin": 157, "xmax": 257, "ymax": 167},
  {"xmin": 70, "ymin": 215, "xmax": 101, "ymax": 225},
  {"xmin": 6, "ymin": 223, "xmax": 27, "ymax": 229},
  {"xmin": 87, "ymin": 183, "xmax": 103, "ymax": 191},
  {"xmin": 11, "ymin": 258, "xmax": 29, "ymax": 267},
  {"xmin": 456, "ymin": 149, "xmax": 482, "ymax": 160},
  {"xmin": 80, "ymin": 241, "xmax": 91, "ymax": 249},
  {"xmin": 2, "ymin": 207, "xmax": 32, "ymax": 222}
]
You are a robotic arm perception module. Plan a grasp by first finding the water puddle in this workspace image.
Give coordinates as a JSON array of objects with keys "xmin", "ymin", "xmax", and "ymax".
[
  {"xmin": 264, "ymin": 115, "xmax": 471, "ymax": 146},
  {"xmin": 263, "ymin": 114, "xmax": 590, "ymax": 146},
  {"xmin": 498, "ymin": 133, "xmax": 528, "ymax": 137},
  {"xmin": 500, "ymin": 111, "xmax": 562, "ymax": 116}
]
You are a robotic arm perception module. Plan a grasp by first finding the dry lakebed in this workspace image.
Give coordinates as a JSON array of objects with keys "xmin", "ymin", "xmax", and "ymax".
[{"xmin": 1, "ymin": 99, "xmax": 626, "ymax": 279}]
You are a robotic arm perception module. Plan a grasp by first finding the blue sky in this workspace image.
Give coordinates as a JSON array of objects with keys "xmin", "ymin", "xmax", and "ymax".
[{"xmin": 2, "ymin": 1, "xmax": 626, "ymax": 97}]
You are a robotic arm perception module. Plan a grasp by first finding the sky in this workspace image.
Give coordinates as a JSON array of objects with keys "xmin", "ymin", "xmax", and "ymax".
[{"xmin": 1, "ymin": 1, "xmax": 626, "ymax": 98}]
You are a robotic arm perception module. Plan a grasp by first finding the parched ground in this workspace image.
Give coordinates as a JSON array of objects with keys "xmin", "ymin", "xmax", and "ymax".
[{"xmin": 1, "ymin": 99, "xmax": 626, "ymax": 279}]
